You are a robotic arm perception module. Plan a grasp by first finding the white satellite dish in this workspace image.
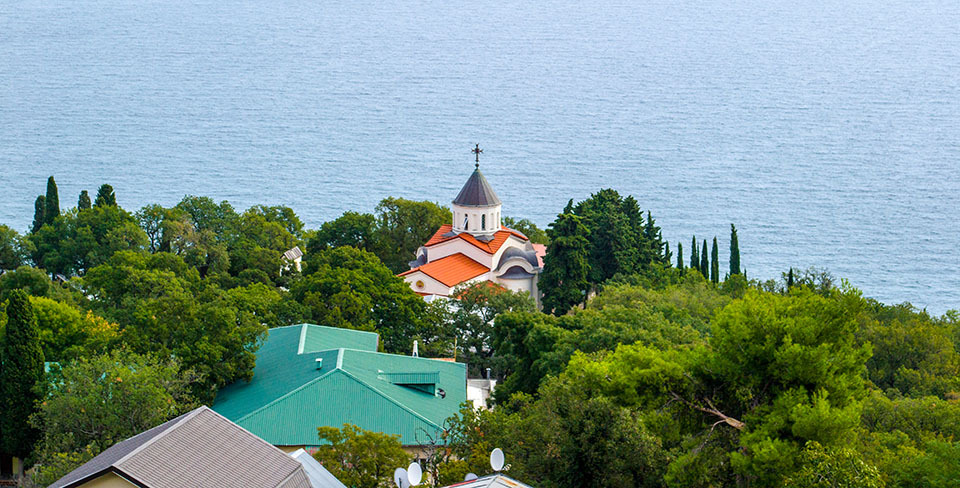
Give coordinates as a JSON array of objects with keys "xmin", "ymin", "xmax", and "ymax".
[
  {"xmin": 407, "ymin": 462, "xmax": 423, "ymax": 486},
  {"xmin": 465, "ymin": 473, "xmax": 479, "ymax": 481},
  {"xmin": 490, "ymin": 448, "xmax": 505, "ymax": 471},
  {"xmin": 394, "ymin": 467, "xmax": 409, "ymax": 488}
]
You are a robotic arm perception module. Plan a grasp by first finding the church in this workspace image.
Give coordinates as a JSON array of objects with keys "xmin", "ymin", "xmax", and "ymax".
[{"xmin": 399, "ymin": 147, "xmax": 545, "ymax": 304}]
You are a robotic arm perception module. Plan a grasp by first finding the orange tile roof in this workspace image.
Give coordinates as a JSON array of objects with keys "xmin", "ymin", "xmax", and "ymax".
[
  {"xmin": 399, "ymin": 253, "xmax": 490, "ymax": 288},
  {"xmin": 423, "ymin": 225, "xmax": 529, "ymax": 255}
]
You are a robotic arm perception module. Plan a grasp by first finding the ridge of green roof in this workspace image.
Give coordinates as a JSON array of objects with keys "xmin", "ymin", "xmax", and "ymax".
[{"xmin": 212, "ymin": 325, "xmax": 466, "ymax": 446}]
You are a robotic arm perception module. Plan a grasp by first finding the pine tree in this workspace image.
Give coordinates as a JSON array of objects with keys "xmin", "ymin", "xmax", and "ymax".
[
  {"xmin": 729, "ymin": 223, "xmax": 741, "ymax": 276},
  {"xmin": 78, "ymin": 190, "xmax": 92, "ymax": 210},
  {"xmin": 711, "ymin": 237, "xmax": 719, "ymax": 284},
  {"xmin": 700, "ymin": 240, "xmax": 708, "ymax": 277},
  {"xmin": 677, "ymin": 242, "xmax": 684, "ymax": 270},
  {"xmin": 44, "ymin": 176, "xmax": 60, "ymax": 225},
  {"xmin": 691, "ymin": 236, "xmax": 699, "ymax": 275},
  {"xmin": 541, "ymin": 212, "xmax": 591, "ymax": 316},
  {"xmin": 0, "ymin": 289, "xmax": 45, "ymax": 459},
  {"xmin": 31, "ymin": 195, "xmax": 46, "ymax": 233},
  {"xmin": 94, "ymin": 184, "xmax": 116, "ymax": 207}
]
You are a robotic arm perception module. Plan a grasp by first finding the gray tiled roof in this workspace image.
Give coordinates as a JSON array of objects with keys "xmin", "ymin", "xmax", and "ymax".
[
  {"xmin": 453, "ymin": 170, "xmax": 501, "ymax": 207},
  {"xmin": 50, "ymin": 406, "xmax": 311, "ymax": 488}
]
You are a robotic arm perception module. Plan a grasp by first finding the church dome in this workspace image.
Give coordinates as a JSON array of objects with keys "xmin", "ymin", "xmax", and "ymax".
[{"xmin": 453, "ymin": 169, "xmax": 501, "ymax": 207}]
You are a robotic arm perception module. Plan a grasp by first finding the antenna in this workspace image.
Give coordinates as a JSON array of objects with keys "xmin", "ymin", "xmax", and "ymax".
[
  {"xmin": 490, "ymin": 448, "xmax": 504, "ymax": 472},
  {"xmin": 394, "ymin": 468, "xmax": 409, "ymax": 488},
  {"xmin": 407, "ymin": 462, "xmax": 423, "ymax": 486},
  {"xmin": 464, "ymin": 473, "xmax": 479, "ymax": 481}
]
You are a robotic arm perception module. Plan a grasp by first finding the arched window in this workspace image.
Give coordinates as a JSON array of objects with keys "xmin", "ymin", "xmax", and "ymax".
[
  {"xmin": 463, "ymin": 213, "xmax": 469, "ymax": 231},
  {"xmin": 481, "ymin": 214, "xmax": 486, "ymax": 230}
]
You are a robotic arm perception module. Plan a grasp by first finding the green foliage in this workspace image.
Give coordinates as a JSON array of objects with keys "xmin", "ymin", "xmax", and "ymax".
[
  {"xmin": 310, "ymin": 211, "xmax": 377, "ymax": 252},
  {"xmin": 32, "ymin": 195, "xmax": 46, "ymax": 234},
  {"xmin": 77, "ymin": 190, "xmax": 91, "ymax": 210},
  {"xmin": 710, "ymin": 236, "xmax": 719, "ymax": 284},
  {"xmin": 93, "ymin": 184, "xmax": 116, "ymax": 207},
  {"xmin": 700, "ymin": 239, "xmax": 708, "ymax": 278},
  {"xmin": 895, "ymin": 439, "xmax": 960, "ymax": 488},
  {"xmin": 784, "ymin": 441, "xmax": 885, "ymax": 488},
  {"xmin": 569, "ymin": 190, "xmax": 665, "ymax": 284},
  {"xmin": 729, "ymin": 224, "xmax": 741, "ymax": 276},
  {"xmin": 30, "ymin": 205, "xmax": 148, "ymax": 276},
  {"xmin": 44, "ymin": 176, "xmax": 60, "ymax": 225},
  {"xmin": 676, "ymin": 242, "xmax": 683, "ymax": 270},
  {"xmin": 690, "ymin": 236, "xmax": 698, "ymax": 277},
  {"xmin": 859, "ymin": 302, "xmax": 960, "ymax": 397},
  {"xmin": 30, "ymin": 296, "xmax": 119, "ymax": 361},
  {"xmin": 0, "ymin": 225, "xmax": 33, "ymax": 269},
  {"xmin": 373, "ymin": 197, "xmax": 451, "ymax": 273},
  {"xmin": 502, "ymin": 216, "xmax": 549, "ymax": 245},
  {"xmin": 82, "ymin": 251, "xmax": 267, "ymax": 399},
  {"xmin": 31, "ymin": 350, "xmax": 195, "ymax": 485},
  {"xmin": 0, "ymin": 289, "xmax": 45, "ymax": 458},
  {"xmin": 293, "ymin": 246, "xmax": 442, "ymax": 353},
  {"xmin": 312, "ymin": 424, "xmax": 411, "ymax": 488},
  {"xmin": 540, "ymin": 212, "xmax": 590, "ymax": 316},
  {"xmin": 450, "ymin": 282, "xmax": 535, "ymax": 377}
]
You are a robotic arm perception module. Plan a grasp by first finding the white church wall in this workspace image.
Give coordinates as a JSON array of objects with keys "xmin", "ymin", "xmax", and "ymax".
[
  {"xmin": 425, "ymin": 240, "xmax": 494, "ymax": 269},
  {"xmin": 402, "ymin": 272, "xmax": 452, "ymax": 297}
]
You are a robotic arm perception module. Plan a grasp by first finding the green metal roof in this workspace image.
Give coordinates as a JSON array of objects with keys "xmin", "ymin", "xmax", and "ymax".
[{"xmin": 213, "ymin": 324, "xmax": 466, "ymax": 447}]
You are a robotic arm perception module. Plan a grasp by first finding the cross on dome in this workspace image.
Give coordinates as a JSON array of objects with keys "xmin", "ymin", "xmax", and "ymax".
[{"xmin": 472, "ymin": 144, "xmax": 483, "ymax": 169}]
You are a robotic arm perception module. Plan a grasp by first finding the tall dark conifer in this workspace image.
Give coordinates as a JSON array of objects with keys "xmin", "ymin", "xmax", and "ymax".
[
  {"xmin": 541, "ymin": 212, "xmax": 591, "ymax": 316},
  {"xmin": 0, "ymin": 290, "xmax": 45, "ymax": 459},
  {"xmin": 677, "ymin": 242, "xmax": 683, "ymax": 270},
  {"xmin": 78, "ymin": 190, "xmax": 92, "ymax": 210},
  {"xmin": 31, "ymin": 195, "xmax": 46, "ymax": 233},
  {"xmin": 44, "ymin": 176, "xmax": 60, "ymax": 225},
  {"xmin": 94, "ymin": 184, "xmax": 117, "ymax": 207},
  {"xmin": 729, "ymin": 223, "xmax": 741, "ymax": 276},
  {"xmin": 787, "ymin": 267, "xmax": 795, "ymax": 291},
  {"xmin": 691, "ymin": 236, "xmax": 699, "ymax": 275},
  {"xmin": 700, "ymin": 240, "xmax": 709, "ymax": 277},
  {"xmin": 664, "ymin": 241, "xmax": 671, "ymax": 268},
  {"xmin": 710, "ymin": 237, "xmax": 719, "ymax": 284}
]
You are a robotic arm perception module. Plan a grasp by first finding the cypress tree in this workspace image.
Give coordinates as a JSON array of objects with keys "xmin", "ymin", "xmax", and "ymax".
[
  {"xmin": 31, "ymin": 195, "xmax": 46, "ymax": 233},
  {"xmin": 729, "ymin": 223, "xmax": 741, "ymax": 276},
  {"xmin": 677, "ymin": 242, "xmax": 683, "ymax": 270},
  {"xmin": 664, "ymin": 241, "xmax": 672, "ymax": 268},
  {"xmin": 710, "ymin": 237, "xmax": 719, "ymax": 284},
  {"xmin": 691, "ymin": 236, "xmax": 699, "ymax": 275},
  {"xmin": 0, "ymin": 289, "xmax": 45, "ymax": 459},
  {"xmin": 78, "ymin": 190, "xmax": 92, "ymax": 210},
  {"xmin": 94, "ymin": 184, "xmax": 116, "ymax": 207},
  {"xmin": 541, "ymin": 212, "xmax": 591, "ymax": 316},
  {"xmin": 44, "ymin": 176, "xmax": 60, "ymax": 225},
  {"xmin": 787, "ymin": 267, "xmax": 795, "ymax": 291},
  {"xmin": 700, "ymin": 240, "xmax": 708, "ymax": 277}
]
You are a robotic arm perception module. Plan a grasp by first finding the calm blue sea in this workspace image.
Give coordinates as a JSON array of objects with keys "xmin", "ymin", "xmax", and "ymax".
[{"xmin": 1, "ymin": 0, "xmax": 958, "ymax": 313}]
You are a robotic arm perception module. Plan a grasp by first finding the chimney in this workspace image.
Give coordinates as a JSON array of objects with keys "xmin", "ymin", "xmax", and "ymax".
[
  {"xmin": 412, "ymin": 340, "xmax": 419, "ymax": 358},
  {"xmin": 485, "ymin": 368, "xmax": 492, "ymax": 380}
]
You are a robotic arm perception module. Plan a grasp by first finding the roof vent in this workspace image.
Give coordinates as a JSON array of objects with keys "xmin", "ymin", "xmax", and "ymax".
[{"xmin": 315, "ymin": 358, "xmax": 323, "ymax": 370}]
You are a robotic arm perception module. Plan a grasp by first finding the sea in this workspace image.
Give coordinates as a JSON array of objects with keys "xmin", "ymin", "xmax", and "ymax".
[{"xmin": 1, "ymin": 0, "xmax": 958, "ymax": 313}]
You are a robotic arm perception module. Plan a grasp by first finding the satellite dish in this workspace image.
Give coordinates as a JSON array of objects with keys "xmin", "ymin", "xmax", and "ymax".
[
  {"xmin": 407, "ymin": 462, "xmax": 423, "ymax": 486},
  {"xmin": 465, "ymin": 473, "xmax": 479, "ymax": 481},
  {"xmin": 394, "ymin": 467, "xmax": 409, "ymax": 488},
  {"xmin": 490, "ymin": 448, "xmax": 505, "ymax": 471}
]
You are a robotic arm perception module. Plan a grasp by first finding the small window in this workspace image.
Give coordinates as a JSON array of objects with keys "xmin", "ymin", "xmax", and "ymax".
[
  {"xmin": 463, "ymin": 214, "xmax": 469, "ymax": 230},
  {"xmin": 481, "ymin": 214, "xmax": 486, "ymax": 230}
]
